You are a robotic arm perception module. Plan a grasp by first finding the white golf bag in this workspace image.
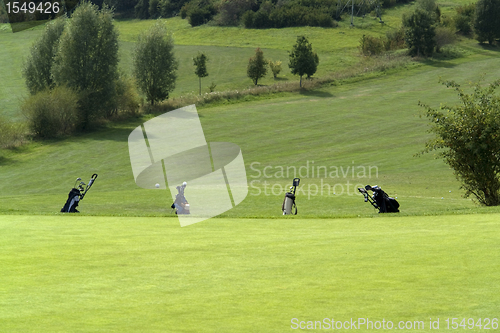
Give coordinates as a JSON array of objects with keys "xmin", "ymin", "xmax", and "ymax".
[{"xmin": 282, "ymin": 178, "xmax": 300, "ymax": 215}]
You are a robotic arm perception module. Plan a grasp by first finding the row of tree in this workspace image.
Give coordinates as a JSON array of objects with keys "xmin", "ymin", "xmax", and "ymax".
[
  {"xmin": 22, "ymin": 1, "xmax": 176, "ymax": 137},
  {"xmin": 22, "ymin": 1, "xmax": 321, "ymax": 138},
  {"xmin": 247, "ymin": 37, "xmax": 319, "ymax": 87}
]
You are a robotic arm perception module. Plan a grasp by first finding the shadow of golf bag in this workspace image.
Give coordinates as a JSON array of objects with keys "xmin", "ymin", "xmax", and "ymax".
[
  {"xmin": 357, "ymin": 185, "xmax": 399, "ymax": 213},
  {"xmin": 61, "ymin": 174, "xmax": 98, "ymax": 213},
  {"xmin": 171, "ymin": 182, "xmax": 190, "ymax": 215},
  {"xmin": 282, "ymin": 178, "xmax": 300, "ymax": 215}
]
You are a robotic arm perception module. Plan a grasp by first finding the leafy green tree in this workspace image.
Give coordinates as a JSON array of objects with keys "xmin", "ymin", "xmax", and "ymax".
[
  {"xmin": 288, "ymin": 36, "xmax": 318, "ymax": 87},
  {"xmin": 22, "ymin": 18, "xmax": 66, "ymax": 95},
  {"xmin": 135, "ymin": 0, "xmax": 150, "ymax": 18},
  {"xmin": 420, "ymin": 79, "xmax": 500, "ymax": 206},
  {"xmin": 247, "ymin": 48, "xmax": 267, "ymax": 85},
  {"xmin": 52, "ymin": 1, "xmax": 119, "ymax": 129},
  {"xmin": 473, "ymin": 0, "xmax": 500, "ymax": 44},
  {"xmin": 454, "ymin": 3, "xmax": 476, "ymax": 35},
  {"xmin": 133, "ymin": 21, "xmax": 178, "ymax": 105},
  {"xmin": 193, "ymin": 52, "xmax": 209, "ymax": 95},
  {"xmin": 402, "ymin": 8, "xmax": 436, "ymax": 57}
]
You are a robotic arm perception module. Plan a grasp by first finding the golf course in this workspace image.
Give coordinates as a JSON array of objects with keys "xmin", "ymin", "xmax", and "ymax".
[{"xmin": 1, "ymin": 0, "xmax": 500, "ymax": 331}]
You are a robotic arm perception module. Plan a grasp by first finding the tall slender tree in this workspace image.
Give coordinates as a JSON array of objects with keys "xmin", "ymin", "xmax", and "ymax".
[
  {"xmin": 193, "ymin": 52, "xmax": 209, "ymax": 95},
  {"xmin": 133, "ymin": 20, "xmax": 178, "ymax": 105},
  {"xmin": 247, "ymin": 48, "xmax": 267, "ymax": 86}
]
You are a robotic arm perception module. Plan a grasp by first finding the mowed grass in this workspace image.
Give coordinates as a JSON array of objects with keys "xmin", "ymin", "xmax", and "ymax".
[
  {"xmin": 2, "ymin": 52, "xmax": 500, "ymax": 217},
  {"xmin": 1, "ymin": 213, "xmax": 499, "ymax": 332}
]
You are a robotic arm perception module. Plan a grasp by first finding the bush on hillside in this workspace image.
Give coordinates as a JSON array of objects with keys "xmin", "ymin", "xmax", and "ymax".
[
  {"xmin": 359, "ymin": 35, "xmax": 385, "ymax": 56},
  {"xmin": 22, "ymin": 86, "xmax": 79, "ymax": 139},
  {"xmin": 454, "ymin": 3, "xmax": 475, "ymax": 35}
]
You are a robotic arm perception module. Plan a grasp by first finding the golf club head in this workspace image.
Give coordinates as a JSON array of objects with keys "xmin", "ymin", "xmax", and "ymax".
[
  {"xmin": 365, "ymin": 185, "xmax": 372, "ymax": 191},
  {"xmin": 76, "ymin": 177, "xmax": 82, "ymax": 181}
]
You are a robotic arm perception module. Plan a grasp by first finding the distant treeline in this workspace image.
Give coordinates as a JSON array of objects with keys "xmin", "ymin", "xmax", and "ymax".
[{"xmin": 0, "ymin": 0, "xmax": 411, "ymax": 27}]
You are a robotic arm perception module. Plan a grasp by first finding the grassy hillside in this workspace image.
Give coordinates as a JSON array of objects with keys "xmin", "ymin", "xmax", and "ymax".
[
  {"xmin": 2, "ymin": 52, "xmax": 500, "ymax": 218},
  {"xmin": 0, "ymin": 0, "xmax": 479, "ymax": 120}
]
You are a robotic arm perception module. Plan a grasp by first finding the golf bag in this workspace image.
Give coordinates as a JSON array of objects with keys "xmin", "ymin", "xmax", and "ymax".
[
  {"xmin": 357, "ymin": 185, "xmax": 399, "ymax": 213},
  {"xmin": 61, "ymin": 174, "xmax": 98, "ymax": 213},
  {"xmin": 171, "ymin": 182, "xmax": 190, "ymax": 214},
  {"xmin": 282, "ymin": 178, "xmax": 300, "ymax": 215}
]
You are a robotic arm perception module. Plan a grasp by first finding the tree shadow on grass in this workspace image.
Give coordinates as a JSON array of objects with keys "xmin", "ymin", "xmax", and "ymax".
[
  {"xmin": 299, "ymin": 89, "xmax": 334, "ymax": 98},
  {"xmin": 477, "ymin": 42, "xmax": 500, "ymax": 52},
  {"xmin": 419, "ymin": 58, "xmax": 457, "ymax": 68}
]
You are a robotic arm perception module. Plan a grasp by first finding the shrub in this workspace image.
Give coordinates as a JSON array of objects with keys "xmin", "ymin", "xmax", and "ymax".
[
  {"xmin": 403, "ymin": 8, "xmax": 436, "ymax": 57},
  {"xmin": 22, "ymin": 86, "xmax": 79, "ymax": 139},
  {"xmin": 454, "ymin": 3, "xmax": 475, "ymax": 35},
  {"xmin": 434, "ymin": 26, "xmax": 457, "ymax": 52},
  {"xmin": 384, "ymin": 27, "xmax": 406, "ymax": 51},
  {"xmin": 420, "ymin": 79, "xmax": 500, "ymax": 206},
  {"xmin": 181, "ymin": 0, "xmax": 216, "ymax": 26},
  {"xmin": 213, "ymin": 0, "xmax": 254, "ymax": 26},
  {"xmin": 269, "ymin": 60, "xmax": 282, "ymax": 78},
  {"xmin": 473, "ymin": 0, "xmax": 500, "ymax": 44},
  {"xmin": 359, "ymin": 35, "xmax": 385, "ymax": 56},
  {"xmin": 115, "ymin": 76, "xmax": 141, "ymax": 116}
]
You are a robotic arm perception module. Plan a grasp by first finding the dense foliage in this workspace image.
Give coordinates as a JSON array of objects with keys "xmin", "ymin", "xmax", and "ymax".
[
  {"xmin": 23, "ymin": 18, "xmax": 66, "ymax": 95},
  {"xmin": 57, "ymin": 0, "xmax": 413, "ymax": 28},
  {"xmin": 247, "ymin": 48, "xmax": 267, "ymax": 85},
  {"xmin": 133, "ymin": 21, "xmax": 178, "ymax": 105},
  {"xmin": 52, "ymin": 1, "xmax": 119, "ymax": 128},
  {"xmin": 473, "ymin": 0, "xmax": 500, "ymax": 44},
  {"xmin": 288, "ymin": 36, "xmax": 318, "ymax": 87},
  {"xmin": 21, "ymin": 1, "xmax": 121, "ymax": 134},
  {"xmin": 421, "ymin": 79, "xmax": 500, "ymax": 206},
  {"xmin": 403, "ymin": 8, "xmax": 436, "ymax": 56}
]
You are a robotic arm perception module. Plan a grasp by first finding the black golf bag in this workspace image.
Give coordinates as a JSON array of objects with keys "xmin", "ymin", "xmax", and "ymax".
[
  {"xmin": 282, "ymin": 178, "xmax": 300, "ymax": 215},
  {"xmin": 61, "ymin": 188, "xmax": 82, "ymax": 213},
  {"xmin": 61, "ymin": 174, "xmax": 98, "ymax": 213},
  {"xmin": 171, "ymin": 182, "xmax": 190, "ymax": 214},
  {"xmin": 357, "ymin": 185, "xmax": 399, "ymax": 213}
]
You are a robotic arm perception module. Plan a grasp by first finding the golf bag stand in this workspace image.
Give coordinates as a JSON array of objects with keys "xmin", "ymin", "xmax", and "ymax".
[
  {"xmin": 61, "ymin": 174, "xmax": 98, "ymax": 213},
  {"xmin": 357, "ymin": 185, "xmax": 399, "ymax": 213},
  {"xmin": 171, "ymin": 182, "xmax": 190, "ymax": 214},
  {"xmin": 282, "ymin": 178, "xmax": 300, "ymax": 215}
]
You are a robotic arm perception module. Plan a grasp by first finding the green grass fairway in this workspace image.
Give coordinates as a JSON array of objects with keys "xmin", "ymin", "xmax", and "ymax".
[
  {"xmin": 3, "ymin": 53, "xmax": 500, "ymax": 217},
  {"xmin": 1, "ymin": 214, "xmax": 499, "ymax": 332}
]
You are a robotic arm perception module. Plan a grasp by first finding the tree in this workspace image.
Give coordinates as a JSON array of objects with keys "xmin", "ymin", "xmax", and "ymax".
[
  {"xmin": 288, "ymin": 36, "xmax": 318, "ymax": 87},
  {"xmin": 473, "ymin": 0, "xmax": 500, "ymax": 44},
  {"xmin": 402, "ymin": 8, "xmax": 436, "ymax": 57},
  {"xmin": 247, "ymin": 48, "xmax": 267, "ymax": 85},
  {"xmin": 193, "ymin": 52, "xmax": 209, "ymax": 95},
  {"xmin": 52, "ymin": 1, "xmax": 119, "ymax": 129},
  {"xmin": 133, "ymin": 20, "xmax": 178, "ymax": 105},
  {"xmin": 420, "ymin": 79, "xmax": 500, "ymax": 206},
  {"xmin": 22, "ymin": 18, "xmax": 66, "ymax": 95}
]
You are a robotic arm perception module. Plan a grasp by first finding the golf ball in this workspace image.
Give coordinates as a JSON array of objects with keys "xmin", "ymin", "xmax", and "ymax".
[{"xmin": 155, "ymin": 183, "xmax": 160, "ymax": 188}]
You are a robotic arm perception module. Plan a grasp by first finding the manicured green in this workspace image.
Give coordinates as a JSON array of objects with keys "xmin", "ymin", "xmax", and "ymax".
[{"xmin": 1, "ymin": 214, "xmax": 499, "ymax": 332}]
